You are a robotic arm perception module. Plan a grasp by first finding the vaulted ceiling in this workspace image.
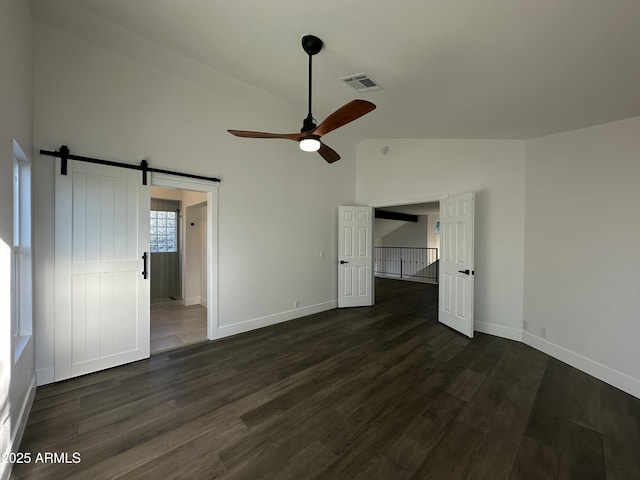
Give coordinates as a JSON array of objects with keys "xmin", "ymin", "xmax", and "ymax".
[{"xmin": 33, "ymin": 0, "xmax": 640, "ymax": 140}]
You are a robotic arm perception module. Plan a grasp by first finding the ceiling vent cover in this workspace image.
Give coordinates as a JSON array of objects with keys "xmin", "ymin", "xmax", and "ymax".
[{"xmin": 340, "ymin": 73, "xmax": 382, "ymax": 92}]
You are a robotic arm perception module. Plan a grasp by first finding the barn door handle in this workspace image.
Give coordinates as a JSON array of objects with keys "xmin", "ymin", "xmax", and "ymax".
[
  {"xmin": 340, "ymin": 260, "xmax": 349, "ymax": 264},
  {"xmin": 142, "ymin": 252, "xmax": 148, "ymax": 279}
]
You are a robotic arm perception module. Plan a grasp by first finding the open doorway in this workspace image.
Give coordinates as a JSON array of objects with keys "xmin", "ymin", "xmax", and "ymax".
[
  {"xmin": 149, "ymin": 186, "xmax": 208, "ymax": 353},
  {"xmin": 373, "ymin": 201, "xmax": 441, "ymax": 284}
]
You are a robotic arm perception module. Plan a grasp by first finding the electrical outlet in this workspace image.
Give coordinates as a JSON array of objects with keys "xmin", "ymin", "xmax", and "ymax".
[
  {"xmin": 540, "ymin": 326, "xmax": 547, "ymax": 339},
  {"xmin": 523, "ymin": 321, "xmax": 529, "ymax": 331},
  {"xmin": 294, "ymin": 300, "xmax": 299, "ymax": 309}
]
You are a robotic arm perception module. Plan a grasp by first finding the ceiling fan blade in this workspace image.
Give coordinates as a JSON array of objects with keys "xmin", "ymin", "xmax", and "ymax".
[
  {"xmin": 228, "ymin": 130, "xmax": 302, "ymax": 141},
  {"xmin": 313, "ymin": 100, "xmax": 376, "ymax": 137},
  {"xmin": 318, "ymin": 142, "xmax": 340, "ymax": 163}
]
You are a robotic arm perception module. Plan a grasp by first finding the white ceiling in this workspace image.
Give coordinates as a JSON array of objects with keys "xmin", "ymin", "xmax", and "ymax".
[{"xmin": 33, "ymin": 0, "xmax": 640, "ymax": 139}]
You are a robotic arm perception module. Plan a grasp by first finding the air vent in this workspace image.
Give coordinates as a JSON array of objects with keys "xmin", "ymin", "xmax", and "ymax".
[{"xmin": 340, "ymin": 73, "xmax": 382, "ymax": 92}]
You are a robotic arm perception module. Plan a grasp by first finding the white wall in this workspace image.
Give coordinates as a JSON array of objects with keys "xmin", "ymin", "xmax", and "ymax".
[
  {"xmin": 357, "ymin": 139, "xmax": 526, "ymax": 339},
  {"xmin": 0, "ymin": 1, "xmax": 35, "ymax": 477},
  {"xmin": 427, "ymin": 213, "xmax": 440, "ymax": 251},
  {"xmin": 523, "ymin": 116, "xmax": 640, "ymax": 398},
  {"xmin": 184, "ymin": 203, "xmax": 206, "ymax": 305},
  {"xmin": 150, "ymin": 186, "xmax": 183, "ymax": 201},
  {"xmin": 373, "ymin": 219, "xmax": 403, "ymax": 245},
  {"xmin": 182, "ymin": 191, "xmax": 208, "ymax": 306},
  {"xmin": 198, "ymin": 204, "xmax": 208, "ymax": 305},
  {"xmin": 32, "ymin": 15, "xmax": 356, "ymax": 382},
  {"xmin": 376, "ymin": 215, "xmax": 428, "ymax": 248}
]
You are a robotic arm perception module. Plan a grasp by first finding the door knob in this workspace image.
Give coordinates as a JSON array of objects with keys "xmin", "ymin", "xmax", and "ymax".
[
  {"xmin": 340, "ymin": 260, "xmax": 349, "ymax": 264},
  {"xmin": 458, "ymin": 269, "xmax": 470, "ymax": 275}
]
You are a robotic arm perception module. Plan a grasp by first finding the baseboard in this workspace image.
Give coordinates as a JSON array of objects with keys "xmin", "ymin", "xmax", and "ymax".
[
  {"xmin": 37, "ymin": 366, "xmax": 55, "ymax": 386},
  {"xmin": 199, "ymin": 296, "xmax": 207, "ymax": 307},
  {"xmin": 0, "ymin": 454, "xmax": 8, "ymax": 480},
  {"xmin": 2, "ymin": 374, "xmax": 37, "ymax": 480},
  {"xmin": 474, "ymin": 321, "xmax": 523, "ymax": 342},
  {"xmin": 183, "ymin": 296, "xmax": 200, "ymax": 307},
  {"xmin": 217, "ymin": 301, "xmax": 337, "ymax": 339},
  {"xmin": 523, "ymin": 332, "xmax": 640, "ymax": 399}
]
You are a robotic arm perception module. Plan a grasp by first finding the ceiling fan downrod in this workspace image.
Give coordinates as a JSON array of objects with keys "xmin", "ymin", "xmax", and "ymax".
[{"xmin": 301, "ymin": 35, "xmax": 323, "ymax": 132}]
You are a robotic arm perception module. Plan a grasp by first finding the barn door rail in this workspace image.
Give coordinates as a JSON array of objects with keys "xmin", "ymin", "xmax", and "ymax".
[{"xmin": 40, "ymin": 145, "xmax": 221, "ymax": 185}]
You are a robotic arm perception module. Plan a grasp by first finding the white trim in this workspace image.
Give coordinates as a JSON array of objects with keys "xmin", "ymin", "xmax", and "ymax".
[
  {"xmin": 149, "ymin": 172, "xmax": 220, "ymax": 190},
  {"xmin": 0, "ymin": 456, "xmax": 7, "ymax": 480},
  {"xmin": 12, "ymin": 138, "xmax": 28, "ymax": 163},
  {"xmin": 474, "ymin": 321, "xmax": 523, "ymax": 342},
  {"xmin": 183, "ymin": 296, "xmax": 200, "ymax": 307},
  {"xmin": 523, "ymin": 332, "xmax": 640, "ymax": 399},
  {"xmin": 217, "ymin": 301, "xmax": 337, "ymax": 340},
  {"xmin": 467, "ymin": 325, "xmax": 640, "ymax": 399},
  {"xmin": 13, "ymin": 335, "xmax": 30, "ymax": 364},
  {"xmin": 2, "ymin": 373, "xmax": 36, "ymax": 480},
  {"xmin": 36, "ymin": 366, "xmax": 55, "ymax": 386}
]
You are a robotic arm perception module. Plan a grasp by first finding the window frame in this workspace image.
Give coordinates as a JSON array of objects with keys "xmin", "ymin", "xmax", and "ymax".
[{"xmin": 12, "ymin": 140, "xmax": 33, "ymax": 363}]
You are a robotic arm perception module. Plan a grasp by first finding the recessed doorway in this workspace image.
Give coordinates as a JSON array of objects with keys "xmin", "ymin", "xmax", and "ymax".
[
  {"xmin": 373, "ymin": 201, "xmax": 441, "ymax": 284},
  {"xmin": 149, "ymin": 185, "xmax": 209, "ymax": 354}
]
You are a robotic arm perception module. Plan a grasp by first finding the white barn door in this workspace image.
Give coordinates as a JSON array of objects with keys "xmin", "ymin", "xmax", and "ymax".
[
  {"xmin": 338, "ymin": 206, "xmax": 374, "ymax": 308},
  {"xmin": 54, "ymin": 159, "xmax": 150, "ymax": 381},
  {"xmin": 439, "ymin": 192, "xmax": 475, "ymax": 338}
]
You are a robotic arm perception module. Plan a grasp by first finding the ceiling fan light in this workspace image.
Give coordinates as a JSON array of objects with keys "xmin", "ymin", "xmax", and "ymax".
[{"xmin": 299, "ymin": 137, "xmax": 321, "ymax": 152}]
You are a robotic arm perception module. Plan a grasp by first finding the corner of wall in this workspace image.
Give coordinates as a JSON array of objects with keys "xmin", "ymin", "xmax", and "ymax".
[
  {"xmin": 474, "ymin": 322, "xmax": 523, "ymax": 342},
  {"xmin": 523, "ymin": 332, "xmax": 640, "ymax": 399},
  {"xmin": 216, "ymin": 301, "xmax": 337, "ymax": 340}
]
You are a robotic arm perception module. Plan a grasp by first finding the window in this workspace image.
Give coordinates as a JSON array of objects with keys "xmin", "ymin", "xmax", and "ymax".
[
  {"xmin": 12, "ymin": 140, "xmax": 32, "ymax": 362},
  {"xmin": 150, "ymin": 210, "xmax": 178, "ymax": 253}
]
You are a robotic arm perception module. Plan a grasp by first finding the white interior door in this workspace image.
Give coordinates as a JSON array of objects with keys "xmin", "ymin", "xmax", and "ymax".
[
  {"xmin": 338, "ymin": 206, "xmax": 374, "ymax": 308},
  {"xmin": 54, "ymin": 159, "xmax": 150, "ymax": 381},
  {"xmin": 439, "ymin": 192, "xmax": 475, "ymax": 337}
]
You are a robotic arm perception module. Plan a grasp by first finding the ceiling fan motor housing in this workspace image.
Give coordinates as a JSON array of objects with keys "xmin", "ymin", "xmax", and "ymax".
[
  {"xmin": 301, "ymin": 113, "xmax": 316, "ymax": 132},
  {"xmin": 302, "ymin": 35, "xmax": 323, "ymax": 56}
]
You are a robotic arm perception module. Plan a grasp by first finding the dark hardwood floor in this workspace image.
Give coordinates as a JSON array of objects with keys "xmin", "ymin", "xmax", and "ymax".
[{"xmin": 12, "ymin": 279, "xmax": 640, "ymax": 479}]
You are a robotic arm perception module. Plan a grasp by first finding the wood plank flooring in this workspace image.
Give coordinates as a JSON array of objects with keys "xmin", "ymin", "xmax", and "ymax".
[
  {"xmin": 12, "ymin": 279, "xmax": 640, "ymax": 479},
  {"xmin": 150, "ymin": 300, "xmax": 207, "ymax": 354}
]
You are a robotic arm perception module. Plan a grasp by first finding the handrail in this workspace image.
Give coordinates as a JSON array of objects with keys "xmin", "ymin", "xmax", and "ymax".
[{"xmin": 374, "ymin": 246, "xmax": 439, "ymax": 282}]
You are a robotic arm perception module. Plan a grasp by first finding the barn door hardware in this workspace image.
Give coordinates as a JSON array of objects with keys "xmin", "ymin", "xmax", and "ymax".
[{"xmin": 40, "ymin": 145, "xmax": 221, "ymax": 185}]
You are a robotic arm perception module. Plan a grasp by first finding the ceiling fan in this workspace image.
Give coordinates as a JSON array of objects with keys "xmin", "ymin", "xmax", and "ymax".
[{"xmin": 228, "ymin": 35, "xmax": 376, "ymax": 163}]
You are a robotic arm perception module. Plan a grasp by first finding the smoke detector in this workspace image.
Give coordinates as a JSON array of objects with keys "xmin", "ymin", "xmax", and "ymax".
[{"xmin": 340, "ymin": 73, "xmax": 382, "ymax": 92}]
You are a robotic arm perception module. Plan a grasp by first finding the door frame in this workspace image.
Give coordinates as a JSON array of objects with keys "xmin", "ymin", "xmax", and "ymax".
[
  {"xmin": 150, "ymin": 172, "xmax": 219, "ymax": 340},
  {"xmin": 369, "ymin": 193, "xmax": 453, "ymax": 316}
]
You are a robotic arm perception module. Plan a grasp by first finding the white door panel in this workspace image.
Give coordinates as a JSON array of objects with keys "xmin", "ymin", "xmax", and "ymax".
[
  {"xmin": 439, "ymin": 192, "xmax": 474, "ymax": 337},
  {"xmin": 55, "ymin": 159, "xmax": 150, "ymax": 381},
  {"xmin": 338, "ymin": 206, "xmax": 374, "ymax": 308}
]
